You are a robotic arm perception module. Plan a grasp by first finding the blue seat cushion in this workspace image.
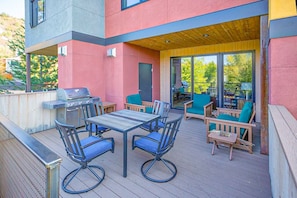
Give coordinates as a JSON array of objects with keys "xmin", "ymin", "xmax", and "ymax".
[
  {"xmin": 134, "ymin": 132, "xmax": 162, "ymax": 153},
  {"xmin": 141, "ymin": 120, "xmax": 165, "ymax": 131},
  {"xmin": 78, "ymin": 136, "xmax": 113, "ymax": 162},
  {"xmin": 87, "ymin": 124, "xmax": 108, "ymax": 132},
  {"xmin": 186, "ymin": 107, "xmax": 204, "ymax": 115},
  {"xmin": 127, "ymin": 94, "xmax": 142, "ymax": 105},
  {"xmin": 192, "ymin": 94, "xmax": 210, "ymax": 109}
]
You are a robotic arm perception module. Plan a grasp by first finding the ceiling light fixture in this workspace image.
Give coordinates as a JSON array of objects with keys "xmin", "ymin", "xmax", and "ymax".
[{"xmin": 203, "ymin": 34, "xmax": 209, "ymax": 37}]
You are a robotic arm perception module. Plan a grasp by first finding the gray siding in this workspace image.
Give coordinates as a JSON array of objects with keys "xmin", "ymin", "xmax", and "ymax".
[{"xmin": 25, "ymin": 0, "xmax": 104, "ymax": 50}]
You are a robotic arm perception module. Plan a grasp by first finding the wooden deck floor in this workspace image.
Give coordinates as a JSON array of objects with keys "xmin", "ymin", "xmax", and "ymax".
[{"xmin": 33, "ymin": 112, "xmax": 272, "ymax": 198}]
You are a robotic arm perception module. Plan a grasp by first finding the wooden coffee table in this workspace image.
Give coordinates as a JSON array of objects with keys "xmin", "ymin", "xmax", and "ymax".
[{"xmin": 208, "ymin": 130, "xmax": 237, "ymax": 160}]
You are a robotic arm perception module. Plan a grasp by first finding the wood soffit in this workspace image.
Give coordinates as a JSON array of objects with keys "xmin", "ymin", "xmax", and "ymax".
[
  {"xmin": 127, "ymin": 17, "xmax": 260, "ymax": 51},
  {"xmin": 32, "ymin": 16, "xmax": 260, "ymax": 55}
]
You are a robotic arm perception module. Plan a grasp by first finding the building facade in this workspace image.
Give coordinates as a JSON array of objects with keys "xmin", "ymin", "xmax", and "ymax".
[{"xmin": 25, "ymin": 0, "xmax": 297, "ymax": 153}]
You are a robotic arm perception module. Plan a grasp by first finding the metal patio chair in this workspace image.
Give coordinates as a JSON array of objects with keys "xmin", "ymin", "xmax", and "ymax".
[
  {"xmin": 81, "ymin": 101, "xmax": 110, "ymax": 136},
  {"xmin": 140, "ymin": 100, "xmax": 171, "ymax": 132},
  {"xmin": 55, "ymin": 120, "xmax": 114, "ymax": 194},
  {"xmin": 132, "ymin": 115, "xmax": 182, "ymax": 183}
]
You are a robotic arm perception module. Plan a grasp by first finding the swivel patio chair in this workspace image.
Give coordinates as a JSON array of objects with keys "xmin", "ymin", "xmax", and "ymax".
[
  {"xmin": 81, "ymin": 101, "xmax": 110, "ymax": 136},
  {"xmin": 55, "ymin": 120, "xmax": 114, "ymax": 194},
  {"xmin": 132, "ymin": 115, "xmax": 182, "ymax": 183},
  {"xmin": 140, "ymin": 100, "xmax": 171, "ymax": 132}
]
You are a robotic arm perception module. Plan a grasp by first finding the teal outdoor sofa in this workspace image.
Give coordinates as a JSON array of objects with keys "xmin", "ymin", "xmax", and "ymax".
[
  {"xmin": 184, "ymin": 94, "xmax": 213, "ymax": 121},
  {"xmin": 205, "ymin": 101, "xmax": 255, "ymax": 153},
  {"xmin": 124, "ymin": 94, "xmax": 154, "ymax": 113}
]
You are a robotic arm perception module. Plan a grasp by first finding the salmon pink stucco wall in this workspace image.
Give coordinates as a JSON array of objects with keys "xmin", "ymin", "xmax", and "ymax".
[
  {"xmin": 123, "ymin": 43, "xmax": 160, "ymax": 104},
  {"xmin": 104, "ymin": 43, "xmax": 160, "ymax": 110},
  {"xmin": 269, "ymin": 36, "xmax": 297, "ymax": 118},
  {"xmin": 105, "ymin": 0, "xmax": 257, "ymax": 37},
  {"xmin": 58, "ymin": 40, "xmax": 107, "ymax": 100}
]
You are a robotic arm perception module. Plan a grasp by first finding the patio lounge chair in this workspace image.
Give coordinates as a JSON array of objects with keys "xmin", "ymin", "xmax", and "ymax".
[
  {"xmin": 124, "ymin": 93, "xmax": 154, "ymax": 113},
  {"xmin": 55, "ymin": 120, "xmax": 114, "ymax": 194},
  {"xmin": 132, "ymin": 115, "xmax": 182, "ymax": 183},
  {"xmin": 205, "ymin": 101, "xmax": 256, "ymax": 153},
  {"xmin": 184, "ymin": 93, "xmax": 213, "ymax": 121},
  {"xmin": 140, "ymin": 100, "xmax": 171, "ymax": 132}
]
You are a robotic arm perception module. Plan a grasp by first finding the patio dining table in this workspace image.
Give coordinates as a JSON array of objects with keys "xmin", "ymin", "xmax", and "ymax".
[{"xmin": 86, "ymin": 109, "xmax": 160, "ymax": 177}]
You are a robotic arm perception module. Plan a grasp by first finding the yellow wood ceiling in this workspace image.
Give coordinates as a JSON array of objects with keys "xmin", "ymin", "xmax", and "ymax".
[{"xmin": 127, "ymin": 16, "xmax": 260, "ymax": 51}]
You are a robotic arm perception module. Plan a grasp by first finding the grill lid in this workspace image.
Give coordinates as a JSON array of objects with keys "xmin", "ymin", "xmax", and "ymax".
[{"xmin": 57, "ymin": 87, "xmax": 91, "ymax": 101}]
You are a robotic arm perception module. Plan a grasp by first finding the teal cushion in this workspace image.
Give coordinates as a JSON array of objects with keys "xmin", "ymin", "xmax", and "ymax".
[
  {"xmin": 127, "ymin": 94, "xmax": 142, "ymax": 105},
  {"xmin": 145, "ymin": 106, "xmax": 153, "ymax": 114},
  {"xmin": 238, "ymin": 107, "xmax": 252, "ymax": 138},
  {"xmin": 238, "ymin": 107, "xmax": 252, "ymax": 123},
  {"xmin": 242, "ymin": 101, "xmax": 253, "ymax": 111},
  {"xmin": 217, "ymin": 114, "xmax": 238, "ymax": 122},
  {"xmin": 187, "ymin": 107, "xmax": 204, "ymax": 115},
  {"xmin": 192, "ymin": 94, "xmax": 210, "ymax": 109}
]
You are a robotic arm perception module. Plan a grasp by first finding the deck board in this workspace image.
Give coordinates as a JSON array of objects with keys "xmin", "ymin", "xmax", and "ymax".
[{"xmin": 32, "ymin": 112, "xmax": 272, "ymax": 198}]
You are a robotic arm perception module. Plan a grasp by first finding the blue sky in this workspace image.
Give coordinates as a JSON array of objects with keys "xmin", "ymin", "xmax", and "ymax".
[{"xmin": 0, "ymin": 0, "xmax": 25, "ymax": 19}]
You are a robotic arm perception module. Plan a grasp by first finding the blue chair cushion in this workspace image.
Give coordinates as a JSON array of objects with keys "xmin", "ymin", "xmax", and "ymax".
[
  {"xmin": 79, "ymin": 136, "xmax": 113, "ymax": 162},
  {"xmin": 134, "ymin": 132, "xmax": 162, "ymax": 153},
  {"xmin": 87, "ymin": 124, "xmax": 108, "ymax": 132},
  {"xmin": 192, "ymin": 94, "xmax": 210, "ymax": 109},
  {"xmin": 127, "ymin": 94, "xmax": 142, "ymax": 105},
  {"xmin": 186, "ymin": 107, "xmax": 204, "ymax": 115}
]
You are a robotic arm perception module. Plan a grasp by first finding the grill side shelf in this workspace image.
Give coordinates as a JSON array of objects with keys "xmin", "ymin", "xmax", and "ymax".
[{"xmin": 42, "ymin": 100, "xmax": 66, "ymax": 109}]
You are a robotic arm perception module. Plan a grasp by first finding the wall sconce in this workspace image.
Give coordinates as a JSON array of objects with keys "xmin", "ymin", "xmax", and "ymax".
[
  {"xmin": 58, "ymin": 46, "xmax": 67, "ymax": 56},
  {"xmin": 241, "ymin": 82, "xmax": 252, "ymax": 100},
  {"xmin": 107, "ymin": 48, "xmax": 116, "ymax": 57}
]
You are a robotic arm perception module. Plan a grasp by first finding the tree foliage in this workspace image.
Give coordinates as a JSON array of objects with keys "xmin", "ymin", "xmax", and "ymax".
[{"xmin": 8, "ymin": 25, "xmax": 58, "ymax": 91}]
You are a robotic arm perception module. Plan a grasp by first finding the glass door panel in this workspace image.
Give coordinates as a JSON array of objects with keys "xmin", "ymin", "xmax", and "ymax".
[
  {"xmin": 171, "ymin": 57, "xmax": 192, "ymax": 109},
  {"xmin": 223, "ymin": 52, "xmax": 253, "ymax": 109},
  {"xmin": 193, "ymin": 55, "xmax": 217, "ymax": 108}
]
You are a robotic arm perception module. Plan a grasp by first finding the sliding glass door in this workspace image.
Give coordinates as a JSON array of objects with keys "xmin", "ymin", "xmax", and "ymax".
[
  {"xmin": 170, "ymin": 51, "xmax": 254, "ymax": 110},
  {"xmin": 171, "ymin": 55, "xmax": 217, "ymax": 109},
  {"xmin": 223, "ymin": 52, "xmax": 254, "ymax": 109}
]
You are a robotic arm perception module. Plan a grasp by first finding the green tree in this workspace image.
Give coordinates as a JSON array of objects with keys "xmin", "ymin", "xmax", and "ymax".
[{"xmin": 8, "ymin": 25, "xmax": 58, "ymax": 91}]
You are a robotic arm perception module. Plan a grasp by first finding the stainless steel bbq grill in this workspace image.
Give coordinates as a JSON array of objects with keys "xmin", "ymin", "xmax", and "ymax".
[{"xmin": 43, "ymin": 87, "xmax": 100, "ymax": 128}]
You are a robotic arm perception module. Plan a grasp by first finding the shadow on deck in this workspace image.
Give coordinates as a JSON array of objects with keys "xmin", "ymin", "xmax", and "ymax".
[{"xmin": 33, "ymin": 111, "xmax": 272, "ymax": 197}]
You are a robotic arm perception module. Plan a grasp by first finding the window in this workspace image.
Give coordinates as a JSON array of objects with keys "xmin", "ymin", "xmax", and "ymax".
[
  {"xmin": 30, "ymin": 0, "xmax": 45, "ymax": 28},
  {"xmin": 122, "ymin": 0, "xmax": 148, "ymax": 10}
]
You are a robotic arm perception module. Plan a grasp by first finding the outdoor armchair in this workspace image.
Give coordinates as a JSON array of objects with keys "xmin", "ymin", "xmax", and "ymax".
[
  {"xmin": 205, "ymin": 101, "xmax": 256, "ymax": 153},
  {"xmin": 124, "ymin": 93, "xmax": 154, "ymax": 113},
  {"xmin": 184, "ymin": 93, "xmax": 213, "ymax": 121}
]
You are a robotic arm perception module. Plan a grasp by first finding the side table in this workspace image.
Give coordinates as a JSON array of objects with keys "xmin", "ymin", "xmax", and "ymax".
[
  {"xmin": 208, "ymin": 130, "xmax": 237, "ymax": 160},
  {"xmin": 102, "ymin": 101, "xmax": 116, "ymax": 113}
]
